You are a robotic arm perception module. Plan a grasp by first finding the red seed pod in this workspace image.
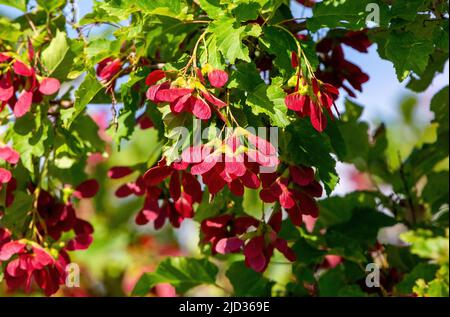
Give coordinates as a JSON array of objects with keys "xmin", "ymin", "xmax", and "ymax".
[
  {"xmin": 13, "ymin": 60, "xmax": 33, "ymax": 77},
  {"xmin": 291, "ymin": 51, "xmax": 299, "ymax": 68},
  {"xmin": 73, "ymin": 179, "xmax": 100, "ymax": 199},
  {"xmin": 0, "ymin": 168, "xmax": 12, "ymax": 183},
  {"xmin": 107, "ymin": 166, "xmax": 134, "ymax": 179},
  {"xmin": 207, "ymin": 69, "xmax": 228, "ymax": 88},
  {"xmin": 137, "ymin": 114, "xmax": 154, "ymax": 129},
  {"xmin": 0, "ymin": 146, "xmax": 20, "ymax": 164},
  {"xmin": 38, "ymin": 78, "xmax": 61, "ymax": 95},
  {"xmin": 145, "ymin": 69, "xmax": 166, "ymax": 86},
  {"xmin": 13, "ymin": 91, "xmax": 33, "ymax": 118}
]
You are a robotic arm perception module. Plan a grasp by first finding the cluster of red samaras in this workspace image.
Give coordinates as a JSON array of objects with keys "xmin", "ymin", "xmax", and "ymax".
[
  {"xmin": 0, "ymin": 179, "xmax": 99, "ymax": 295},
  {"xmin": 285, "ymin": 30, "xmax": 371, "ymax": 132},
  {"xmin": 109, "ymin": 130, "xmax": 279, "ymax": 222},
  {"xmin": 285, "ymin": 52, "xmax": 340, "ymax": 132},
  {"xmin": 198, "ymin": 164, "xmax": 322, "ymax": 272},
  {"xmin": 201, "ymin": 210, "xmax": 295, "ymax": 272},
  {"xmin": 0, "ymin": 50, "xmax": 60, "ymax": 118},
  {"xmin": 316, "ymin": 30, "xmax": 372, "ymax": 98},
  {"xmin": 260, "ymin": 165, "xmax": 322, "ymax": 225},
  {"xmin": 145, "ymin": 67, "xmax": 228, "ymax": 120},
  {"xmin": 109, "ymin": 133, "xmax": 323, "ymax": 272},
  {"xmin": 0, "ymin": 229, "xmax": 70, "ymax": 296},
  {"xmin": 108, "ymin": 160, "xmax": 202, "ymax": 229}
]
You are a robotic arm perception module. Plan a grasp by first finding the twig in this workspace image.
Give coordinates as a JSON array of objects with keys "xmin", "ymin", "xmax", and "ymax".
[
  {"xmin": 69, "ymin": 0, "xmax": 86, "ymax": 41},
  {"xmin": 397, "ymin": 152, "xmax": 417, "ymax": 225}
]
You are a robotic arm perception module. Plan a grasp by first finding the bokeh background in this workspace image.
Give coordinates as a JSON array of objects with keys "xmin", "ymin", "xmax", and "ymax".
[{"xmin": 0, "ymin": 0, "xmax": 448, "ymax": 296}]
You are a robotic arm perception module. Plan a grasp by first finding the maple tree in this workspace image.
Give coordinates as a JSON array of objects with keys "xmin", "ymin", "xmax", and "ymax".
[{"xmin": 0, "ymin": 0, "xmax": 448, "ymax": 297}]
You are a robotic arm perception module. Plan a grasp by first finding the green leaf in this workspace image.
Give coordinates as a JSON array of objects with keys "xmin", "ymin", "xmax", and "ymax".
[
  {"xmin": 323, "ymin": 207, "xmax": 395, "ymax": 262},
  {"xmin": 142, "ymin": 17, "xmax": 199, "ymax": 61},
  {"xmin": 0, "ymin": 0, "xmax": 27, "ymax": 11},
  {"xmin": 422, "ymin": 171, "xmax": 449, "ymax": 213},
  {"xmin": 317, "ymin": 265, "xmax": 366, "ymax": 296},
  {"xmin": 334, "ymin": 120, "xmax": 371, "ymax": 169},
  {"xmin": 232, "ymin": 2, "xmax": 260, "ymax": 22},
  {"xmin": 9, "ymin": 111, "xmax": 54, "ymax": 174},
  {"xmin": 53, "ymin": 40, "xmax": 84, "ymax": 80},
  {"xmin": 229, "ymin": 65, "xmax": 289, "ymax": 127},
  {"xmin": 41, "ymin": 30, "xmax": 70, "ymax": 75},
  {"xmin": 278, "ymin": 219, "xmax": 301, "ymax": 241},
  {"xmin": 48, "ymin": 159, "xmax": 88, "ymax": 186},
  {"xmin": 423, "ymin": 278, "xmax": 449, "ymax": 297},
  {"xmin": 70, "ymin": 114, "xmax": 105, "ymax": 152},
  {"xmin": 228, "ymin": 62, "xmax": 263, "ymax": 91},
  {"xmin": 400, "ymin": 138, "xmax": 449, "ymax": 188},
  {"xmin": 199, "ymin": 35, "xmax": 225, "ymax": 69},
  {"xmin": 242, "ymin": 188, "xmax": 264, "ymax": 219},
  {"xmin": 198, "ymin": 0, "xmax": 225, "ymax": 19},
  {"xmin": 412, "ymin": 265, "xmax": 449, "ymax": 297},
  {"xmin": 407, "ymin": 51, "xmax": 448, "ymax": 92},
  {"xmin": 385, "ymin": 245, "xmax": 420, "ymax": 272},
  {"xmin": 400, "ymin": 230, "xmax": 449, "ymax": 265},
  {"xmin": 0, "ymin": 192, "xmax": 32, "ymax": 233},
  {"xmin": 384, "ymin": 32, "xmax": 434, "ymax": 82},
  {"xmin": 300, "ymin": 36, "xmax": 320, "ymax": 72},
  {"xmin": 396, "ymin": 263, "xmax": 439, "ymax": 295},
  {"xmin": 341, "ymin": 98, "xmax": 364, "ymax": 122},
  {"xmin": 285, "ymin": 281, "xmax": 309, "ymax": 296},
  {"xmin": 133, "ymin": 0, "xmax": 191, "ymax": 20},
  {"xmin": 37, "ymin": 0, "xmax": 65, "ymax": 12},
  {"xmin": 0, "ymin": 18, "xmax": 21, "ymax": 42},
  {"xmin": 246, "ymin": 78, "xmax": 290, "ymax": 127},
  {"xmin": 329, "ymin": 207, "xmax": 396, "ymax": 245},
  {"xmin": 195, "ymin": 190, "xmax": 243, "ymax": 222},
  {"xmin": 292, "ymin": 264, "xmax": 316, "ymax": 285},
  {"xmin": 430, "ymin": 86, "xmax": 449, "ymax": 136},
  {"xmin": 292, "ymin": 237, "xmax": 325, "ymax": 265},
  {"xmin": 226, "ymin": 261, "xmax": 274, "ymax": 296},
  {"xmin": 283, "ymin": 122, "xmax": 338, "ymax": 195},
  {"xmin": 307, "ymin": 0, "xmax": 389, "ymax": 32},
  {"xmin": 318, "ymin": 191, "xmax": 377, "ymax": 228},
  {"xmin": 209, "ymin": 17, "xmax": 251, "ymax": 63},
  {"xmin": 63, "ymin": 73, "xmax": 104, "ymax": 127},
  {"xmin": 259, "ymin": 26, "xmax": 297, "ymax": 78},
  {"xmin": 318, "ymin": 266, "xmax": 346, "ymax": 296},
  {"xmin": 85, "ymin": 38, "xmax": 121, "ymax": 65},
  {"xmin": 389, "ymin": 0, "xmax": 424, "ymax": 22},
  {"xmin": 79, "ymin": 6, "xmax": 121, "ymax": 25},
  {"xmin": 109, "ymin": 110, "xmax": 136, "ymax": 151},
  {"xmin": 132, "ymin": 257, "xmax": 219, "ymax": 295}
]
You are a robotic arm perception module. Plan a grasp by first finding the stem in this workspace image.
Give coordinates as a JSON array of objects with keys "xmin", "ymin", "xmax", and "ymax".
[
  {"xmin": 397, "ymin": 152, "xmax": 417, "ymax": 225},
  {"xmin": 110, "ymin": 89, "xmax": 118, "ymax": 131},
  {"xmin": 24, "ymin": 13, "xmax": 38, "ymax": 36},
  {"xmin": 202, "ymin": 35, "xmax": 208, "ymax": 63},
  {"xmin": 69, "ymin": 0, "xmax": 86, "ymax": 42},
  {"xmin": 276, "ymin": 17, "xmax": 307, "ymax": 25},
  {"xmin": 272, "ymin": 24, "xmax": 316, "ymax": 79},
  {"xmin": 182, "ymin": 30, "xmax": 208, "ymax": 76}
]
